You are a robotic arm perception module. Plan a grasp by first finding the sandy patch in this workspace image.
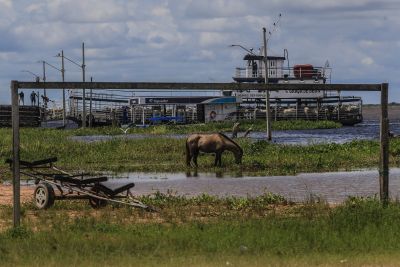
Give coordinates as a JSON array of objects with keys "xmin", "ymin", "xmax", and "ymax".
[{"xmin": 0, "ymin": 184, "xmax": 34, "ymax": 205}]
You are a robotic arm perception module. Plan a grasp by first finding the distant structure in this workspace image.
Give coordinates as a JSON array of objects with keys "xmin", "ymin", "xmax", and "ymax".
[{"xmin": 225, "ymin": 47, "xmax": 363, "ymax": 125}]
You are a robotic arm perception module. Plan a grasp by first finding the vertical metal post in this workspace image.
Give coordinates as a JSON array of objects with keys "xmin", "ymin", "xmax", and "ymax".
[
  {"xmin": 82, "ymin": 42, "xmax": 86, "ymax": 128},
  {"xmin": 263, "ymin": 28, "xmax": 272, "ymax": 141},
  {"xmin": 11, "ymin": 81, "xmax": 20, "ymax": 228},
  {"xmin": 42, "ymin": 61, "xmax": 47, "ymax": 108},
  {"xmin": 142, "ymin": 107, "xmax": 145, "ymax": 126},
  {"xmin": 380, "ymin": 83, "xmax": 389, "ymax": 204},
  {"xmin": 89, "ymin": 77, "xmax": 93, "ymax": 127},
  {"xmin": 61, "ymin": 50, "xmax": 66, "ymax": 127}
]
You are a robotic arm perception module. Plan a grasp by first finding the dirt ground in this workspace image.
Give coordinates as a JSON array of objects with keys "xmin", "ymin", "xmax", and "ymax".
[{"xmin": 0, "ymin": 185, "xmax": 33, "ymax": 205}]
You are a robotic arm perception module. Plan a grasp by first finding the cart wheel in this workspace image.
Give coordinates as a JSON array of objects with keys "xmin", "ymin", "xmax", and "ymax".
[
  {"xmin": 34, "ymin": 183, "xmax": 55, "ymax": 209},
  {"xmin": 88, "ymin": 197, "xmax": 108, "ymax": 209},
  {"xmin": 145, "ymin": 205, "xmax": 159, "ymax": 213}
]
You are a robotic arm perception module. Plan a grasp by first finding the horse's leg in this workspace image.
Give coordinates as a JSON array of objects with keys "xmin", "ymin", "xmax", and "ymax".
[
  {"xmin": 193, "ymin": 151, "xmax": 199, "ymax": 167},
  {"xmin": 186, "ymin": 153, "xmax": 191, "ymax": 167},
  {"xmin": 218, "ymin": 152, "xmax": 222, "ymax": 167},
  {"xmin": 214, "ymin": 151, "xmax": 222, "ymax": 167},
  {"xmin": 186, "ymin": 142, "xmax": 192, "ymax": 167}
]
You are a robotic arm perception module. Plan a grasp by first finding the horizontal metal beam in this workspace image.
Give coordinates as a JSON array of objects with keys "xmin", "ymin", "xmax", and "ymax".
[{"xmin": 14, "ymin": 81, "xmax": 383, "ymax": 91}]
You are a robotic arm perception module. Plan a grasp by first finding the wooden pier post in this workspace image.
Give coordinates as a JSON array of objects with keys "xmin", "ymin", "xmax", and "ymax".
[
  {"xmin": 11, "ymin": 80, "xmax": 20, "ymax": 227},
  {"xmin": 380, "ymin": 83, "xmax": 389, "ymax": 204}
]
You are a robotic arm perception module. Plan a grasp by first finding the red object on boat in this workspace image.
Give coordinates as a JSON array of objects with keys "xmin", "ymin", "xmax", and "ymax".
[{"xmin": 293, "ymin": 64, "xmax": 314, "ymax": 78}]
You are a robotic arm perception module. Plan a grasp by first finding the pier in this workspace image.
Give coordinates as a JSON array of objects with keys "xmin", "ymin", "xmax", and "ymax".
[{"xmin": 0, "ymin": 105, "xmax": 41, "ymax": 127}]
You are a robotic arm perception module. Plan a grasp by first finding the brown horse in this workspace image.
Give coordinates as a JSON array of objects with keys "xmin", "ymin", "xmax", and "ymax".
[{"xmin": 186, "ymin": 133, "xmax": 243, "ymax": 167}]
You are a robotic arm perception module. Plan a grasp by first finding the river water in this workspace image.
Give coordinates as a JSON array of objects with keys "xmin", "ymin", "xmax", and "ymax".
[{"xmin": 69, "ymin": 120, "xmax": 400, "ymax": 145}]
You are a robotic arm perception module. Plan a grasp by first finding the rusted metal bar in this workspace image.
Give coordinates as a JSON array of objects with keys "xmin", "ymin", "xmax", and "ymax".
[
  {"xmin": 380, "ymin": 83, "xmax": 389, "ymax": 204},
  {"xmin": 263, "ymin": 27, "xmax": 272, "ymax": 141},
  {"xmin": 16, "ymin": 82, "xmax": 382, "ymax": 91},
  {"xmin": 82, "ymin": 42, "xmax": 86, "ymax": 128},
  {"xmin": 11, "ymin": 80, "xmax": 20, "ymax": 227}
]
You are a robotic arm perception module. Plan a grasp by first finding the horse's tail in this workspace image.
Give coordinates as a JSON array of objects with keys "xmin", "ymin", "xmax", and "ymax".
[{"xmin": 185, "ymin": 138, "xmax": 191, "ymax": 166}]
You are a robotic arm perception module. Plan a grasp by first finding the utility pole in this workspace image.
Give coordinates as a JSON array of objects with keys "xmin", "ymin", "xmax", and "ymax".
[
  {"xmin": 263, "ymin": 27, "xmax": 272, "ymax": 141},
  {"xmin": 82, "ymin": 42, "xmax": 86, "ymax": 128},
  {"xmin": 89, "ymin": 76, "xmax": 93, "ymax": 128},
  {"xmin": 61, "ymin": 50, "xmax": 66, "ymax": 127},
  {"xmin": 42, "ymin": 61, "xmax": 47, "ymax": 108}
]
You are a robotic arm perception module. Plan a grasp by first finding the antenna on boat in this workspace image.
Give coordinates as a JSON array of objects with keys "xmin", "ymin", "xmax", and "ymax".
[{"xmin": 267, "ymin": 13, "xmax": 282, "ymax": 41}]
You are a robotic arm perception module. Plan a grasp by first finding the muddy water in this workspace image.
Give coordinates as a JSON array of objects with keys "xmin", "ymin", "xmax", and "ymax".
[{"xmin": 102, "ymin": 168, "xmax": 400, "ymax": 204}]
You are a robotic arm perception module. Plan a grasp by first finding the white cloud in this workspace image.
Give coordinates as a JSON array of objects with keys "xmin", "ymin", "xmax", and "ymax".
[
  {"xmin": 359, "ymin": 40, "xmax": 379, "ymax": 47},
  {"xmin": 361, "ymin": 57, "xmax": 374, "ymax": 65},
  {"xmin": 199, "ymin": 32, "xmax": 230, "ymax": 46},
  {"xmin": 0, "ymin": 0, "xmax": 12, "ymax": 8}
]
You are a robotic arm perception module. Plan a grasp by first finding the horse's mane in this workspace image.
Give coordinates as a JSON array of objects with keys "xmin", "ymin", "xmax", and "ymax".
[{"xmin": 218, "ymin": 132, "xmax": 243, "ymax": 153}]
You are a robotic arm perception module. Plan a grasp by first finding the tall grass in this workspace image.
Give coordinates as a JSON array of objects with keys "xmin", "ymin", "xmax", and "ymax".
[{"xmin": 1, "ymin": 197, "xmax": 400, "ymax": 266}]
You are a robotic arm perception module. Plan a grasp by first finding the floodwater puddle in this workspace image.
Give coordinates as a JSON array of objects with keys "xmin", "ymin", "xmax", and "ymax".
[
  {"xmin": 5, "ymin": 168, "xmax": 400, "ymax": 204},
  {"xmin": 103, "ymin": 168, "xmax": 400, "ymax": 204}
]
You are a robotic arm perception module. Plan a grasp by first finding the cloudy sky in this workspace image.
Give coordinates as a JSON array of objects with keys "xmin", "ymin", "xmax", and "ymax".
[{"xmin": 0, "ymin": 0, "xmax": 399, "ymax": 104}]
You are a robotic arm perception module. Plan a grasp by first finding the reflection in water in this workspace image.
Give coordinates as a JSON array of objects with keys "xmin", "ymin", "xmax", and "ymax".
[
  {"xmin": 185, "ymin": 170, "xmax": 198, "ymax": 178},
  {"xmin": 184, "ymin": 169, "xmax": 243, "ymax": 178}
]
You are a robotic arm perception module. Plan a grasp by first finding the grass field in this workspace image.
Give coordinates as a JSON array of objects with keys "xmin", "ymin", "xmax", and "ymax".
[
  {"xmin": 1, "ymin": 195, "xmax": 400, "ymax": 266},
  {"xmin": 1, "ymin": 122, "xmax": 400, "ymax": 177}
]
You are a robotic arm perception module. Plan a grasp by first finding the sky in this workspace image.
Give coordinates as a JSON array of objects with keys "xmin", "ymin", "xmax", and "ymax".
[{"xmin": 0, "ymin": 0, "xmax": 399, "ymax": 104}]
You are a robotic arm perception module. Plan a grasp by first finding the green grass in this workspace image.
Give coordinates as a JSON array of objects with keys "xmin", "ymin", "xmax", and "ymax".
[
  {"xmin": 72, "ymin": 119, "xmax": 341, "ymax": 136},
  {"xmin": 1, "ymin": 125, "xmax": 399, "ymax": 177},
  {"xmin": 1, "ymin": 196, "xmax": 400, "ymax": 266}
]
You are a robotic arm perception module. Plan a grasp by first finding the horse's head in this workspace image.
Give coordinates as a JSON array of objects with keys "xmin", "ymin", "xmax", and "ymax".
[{"xmin": 235, "ymin": 148, "xmax": 243, "ymax": 164}]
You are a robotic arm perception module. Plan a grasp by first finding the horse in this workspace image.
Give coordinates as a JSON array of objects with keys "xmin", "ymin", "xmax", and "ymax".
[
  {"xmin": 282, "ymin": 107, "xmax": 296, "ymax": 117},
  {"xmin": 304, "ymin": 106, "xmax": 318, "ymax": 119},
  {"xmin": 186, "ymin": 133, "xmax": 243, "ymax": 167}
]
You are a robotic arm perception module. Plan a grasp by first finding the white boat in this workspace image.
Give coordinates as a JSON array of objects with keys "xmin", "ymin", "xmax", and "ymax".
[{"xmin": 228, "ymin": 48, "xmax": 363, "ymax": 125}]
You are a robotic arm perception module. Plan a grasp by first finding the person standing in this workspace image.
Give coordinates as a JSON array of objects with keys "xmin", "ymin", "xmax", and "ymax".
[
  {"xmin": 19, "ymin": 91, "xmax": 24, "ymax": 105},
  {"xmin": 30, "ymin": 91, "xmax": 36, "ymax": 106},
  {"xmin": 122, "ymin": 106, "xmax": 129, "ymax": 124}
]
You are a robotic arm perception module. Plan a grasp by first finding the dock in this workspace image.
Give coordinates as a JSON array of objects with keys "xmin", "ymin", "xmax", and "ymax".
[{"xmin": 0, "ymin": 105, "xmax": 41, "ymax": 127}]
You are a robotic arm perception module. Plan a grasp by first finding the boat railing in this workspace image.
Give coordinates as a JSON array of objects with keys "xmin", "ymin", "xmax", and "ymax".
[{"xmin": 234, "ymin": 66, "xmax": 332, "ymax": 82}]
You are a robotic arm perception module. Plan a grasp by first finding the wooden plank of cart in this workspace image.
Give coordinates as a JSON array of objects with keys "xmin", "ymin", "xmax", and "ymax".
[{"xmin": 5, "ymin": 157, "xmax": 156, "ymax": 211}]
